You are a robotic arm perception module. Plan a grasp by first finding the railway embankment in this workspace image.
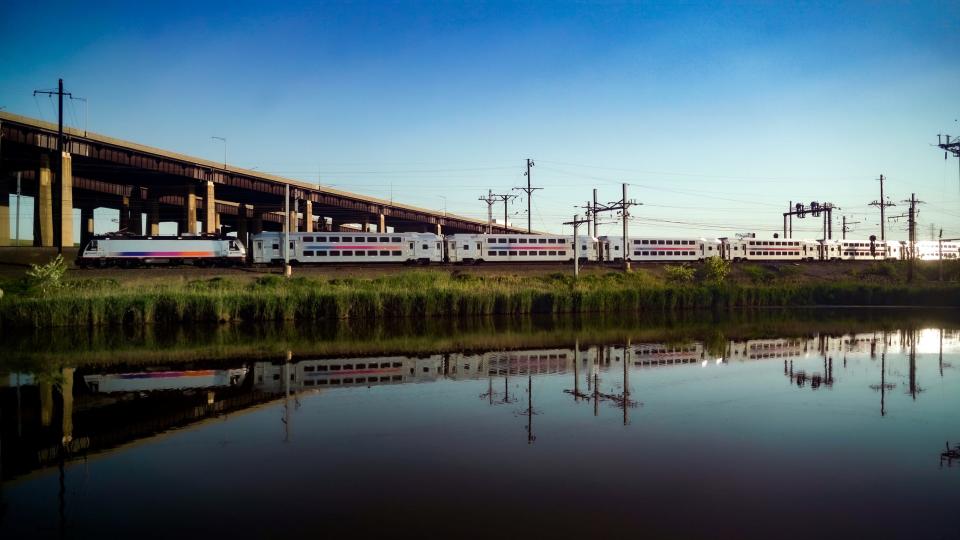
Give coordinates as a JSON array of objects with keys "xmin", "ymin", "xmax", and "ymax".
[{"xmin": 1, "ymin": 257, "xmax": 959, "ymax": 328}]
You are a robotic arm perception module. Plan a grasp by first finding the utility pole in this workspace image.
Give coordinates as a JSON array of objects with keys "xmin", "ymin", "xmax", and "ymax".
[
  {"xmin": 15, "ymin": 172, "xmax": 21, "ymax": 246},
  {"xmin": 592, "ymin": 188, "xmax": 598, "ymax": 237},
  {"xmin": 478, "ymin": 190, "xmax": 497, "ymax": 233},
  {"xmin": 492, "ymin": 193, "xmax": 516, "ymax": 233},
  {"xmin": 841, "ymin": 216, "xmax": 861, "ymax": 240},
  {"xmin": 284, "ymin": 183, "xmax": 291, "ymax": 277},
  {"xmin": 869, "ymin": 174, "xmax": 895, "ymax": 241},
  {"xmin": 593, "ymin": 183, "xmax": 640, "ymax": 271},
  {"xmin": 900, "ymin": 193, "xmax": 924, "ymax": 282},
  {"xmin": 563, "ymin": 214, "xmax": 590, "ymax": 279},
  {"xmin": 513, "ymin": 158, "xmax": 541, "ymax": 233},
  {"xmin": 936, "ymin": 133, "xmax": 960, "ymax": 190},
  {"xmin": 33, "ymin": 79, "xmax": 73, "ymax": 255}
]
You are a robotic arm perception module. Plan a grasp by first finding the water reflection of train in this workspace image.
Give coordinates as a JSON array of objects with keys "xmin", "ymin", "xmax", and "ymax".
[
  {"xmin": 253, "ymin": 356, "xmax": 445, "ymax": 392},
  {"xmin": 83, "ymin": 368, "xmax": 248, "ymax": 393}
]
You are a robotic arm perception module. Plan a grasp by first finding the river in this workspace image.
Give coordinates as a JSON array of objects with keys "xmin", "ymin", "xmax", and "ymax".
[{"xmin": 2, "ymin": 308, "xmax": 959, "ymax": 538}]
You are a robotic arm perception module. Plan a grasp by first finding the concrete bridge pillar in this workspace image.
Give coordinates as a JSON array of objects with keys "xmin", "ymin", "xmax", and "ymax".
[
  {"xmin": 302, "ymin": 200, "xmax": 313, "ymax": 232},
  {"xmin": 119, "ymin": 196, "xmax": 131, "ymax": 233},
  {"xmin": 80, "ymin": 207, "xmax": 94, "ymax": 246},
  {"xmin": 436, "ymin": 223, "xmax": 442, "ymax": 236},
  {"xmin": 288, "ymin": 199, "xmax": 298, "ymax": 233},
  {"xmin": 128, "ymin": 190, "xmax": 143, "ymax": 236},
  {"xmin": 183, "ymin": 185, "xmax": 198, "ymax": 235},
  {"xmin": 236, "ymin": 216, "xmax": 249, "ymax": 246},
  {"xmin": 204, "ymin": 181, "xmax": 216, "ymax": 234},
  {"xmin": 378, "ymin": 213, "xmax": 386, "ymax": 233},
  {"xmin": 54, "ymin": 152, "xmax": 74, "ymax": 249},
  {"xmin": 35, "ymin": 153, "xmax": 54, "ymax": 247},
  {"xmin": 251, "ymin": 210, "xmax": 264, "ymax": 234},
  {"xmin": 147, "ymin": 199, "xmax": 160, "ymax": 236}
]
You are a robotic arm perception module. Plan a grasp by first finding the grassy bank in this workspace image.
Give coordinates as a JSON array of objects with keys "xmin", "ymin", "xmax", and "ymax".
[{"xmin": 2, "ymin": 263, "xmax": 959, "ymax": 328}]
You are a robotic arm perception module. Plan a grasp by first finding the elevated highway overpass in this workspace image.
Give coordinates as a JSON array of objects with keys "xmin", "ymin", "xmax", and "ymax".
[{"xmin": 0, "ymin": 111, "xmax": 523, "ymax": 249}]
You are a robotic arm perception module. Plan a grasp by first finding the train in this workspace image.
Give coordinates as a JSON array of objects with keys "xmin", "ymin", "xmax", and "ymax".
[{"xmin": 76, "ymin": 231, "xmax": 960, "ymax": 267}]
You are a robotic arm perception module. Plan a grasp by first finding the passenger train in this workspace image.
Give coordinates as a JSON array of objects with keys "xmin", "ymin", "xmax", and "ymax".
[{"xmin": 76, "ymin": 231, "xmax": 960, "ymax": 267}]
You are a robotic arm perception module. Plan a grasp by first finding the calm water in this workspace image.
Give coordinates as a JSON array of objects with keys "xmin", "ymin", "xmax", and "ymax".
[{"xmin": 2, "ymin": 310, "xmax": 960, "ymax": 538}]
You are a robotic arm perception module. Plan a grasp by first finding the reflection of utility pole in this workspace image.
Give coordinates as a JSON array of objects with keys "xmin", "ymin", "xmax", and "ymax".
[
  {"xmin": 283, "ymin": 351, "xmax": 292, "ymax": 442},
  {"xmin": 908, "ymin": 330, "xmax": 918, "ymax": 400},
  {"xmin": 940, "ymin": 328, "xmax": 944, "ymax": 378},
  {"xmin": 525, "ymin": 375, "xmax": 535, "ymax": 444}
]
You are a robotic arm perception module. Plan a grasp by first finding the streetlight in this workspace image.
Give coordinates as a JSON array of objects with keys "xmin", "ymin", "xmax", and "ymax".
[
  {"xmin": 210, "ymin": 136, "xmax": 226, "ymax": 169},
  {"xmin": 437, "ymin": 195, "xmax": 447, "ymax": 217}
]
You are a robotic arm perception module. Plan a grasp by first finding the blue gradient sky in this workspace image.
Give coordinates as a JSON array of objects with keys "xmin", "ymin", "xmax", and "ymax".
[{"xmin": 2, "ymin": 1, "xmax": 959, "ymax": 240}]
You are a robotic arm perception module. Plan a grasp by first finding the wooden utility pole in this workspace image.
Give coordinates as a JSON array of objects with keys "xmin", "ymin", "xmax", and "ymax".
[
  {"xmin": 841, "ymin": 216, "xmax": 861, "ymax": 240},
  {"xmin": 901, "ymin": 193, "xmax": 924, "ymax": 282},
  {"xmin": 592, "ymin": 183, "xmax": 640, "ymax": 271},
  {"xmin": 869, "ymin": 175, "xmax": 895, "ymax": 241},
  {"xmin": 33, "ymin": 79, "xmax": 72, "ymax": 254},
  {"xmin": 478, "ymin": 190, "xmax": 496, "ymax": 233},
  {"xmin": 514, "ymin": 158, "xmax": 541, "ymax": 233},
  {"xmin": 492, "ymin": 193, "xmax": 516, "ymax": 233},
  {"xmin": 564, "ymin": 214, "xmax": 590, "ymax": 279}
]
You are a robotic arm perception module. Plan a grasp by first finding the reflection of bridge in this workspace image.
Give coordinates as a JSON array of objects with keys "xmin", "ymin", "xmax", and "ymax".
[{"xmin": 0, "ymin": 111, "xmax": 523, "ymax": 250}]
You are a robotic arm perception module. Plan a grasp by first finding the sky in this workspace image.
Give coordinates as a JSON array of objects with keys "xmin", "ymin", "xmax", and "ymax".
[{"xmin": 2, "ymin": 0, "xmax": 959, "ymax": 241}]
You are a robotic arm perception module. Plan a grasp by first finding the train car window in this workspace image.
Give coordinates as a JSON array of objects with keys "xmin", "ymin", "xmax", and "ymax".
[
  {"xmin": 633, "ymin": 251, "xmax": 641, "ymax": 256},
  {"xmin": 355, "ymin": 251, "xmax": 365, "ymax": 257},
  {"xmin": 409, "ymin": 242, "xmax": 414, "ymax": 249},
  {"xmin": 304, "ymin": 236, "xmax": 314, "ymax": 242},
  {"xmin": 330, "ymin": 365, "xmax": 342, "ymax": 371},
  {"xmin": 316, "ymin": 236, "xmax": 327, "ymax": 242},
  {"xmin": 488, "ymin": 251, "xmax": 497, "ymax": 256},
  {"xmin": 666, "ymin": 240, "xmax": 673, "ymax": 245},
  {"xmin": 708, "ymin": 247, "xmax": 713, "ymax": 251},
  {"xmin": 657, "ymin": 240, "xmax": 664, "ymax": 245},
  {"xmin": 330, "ymin": 237, "xmax": 340, "ymax": 242},
  {"xmin": 519, "ymin": 238, "xmax": 528, "ymax": 243},
  {"xmin": 476, "ymin": 242, "xmax": 481, "ymax": 250},
  {"xmin": 422, "ymin": 244, "xmax": 428, "ymax": 250},
  {"xmin": 317, "ymin": 365, "xmax": 328, "ymax": 371},
  {"xmin": 392, "ymin": 250, "xmax": 401, "ymax": 256},
  {"xmin": 343, "ymin": 250, "xmax": 353, "ymax": 256},
  {"xmin": 509, "ymin": 250, "xmax": 518, "ymax": 256},
  {"xmin": 538, "ymin": 239, "xmax": 547, "ymax": 244},
  {"xmin": 272, "ymin": 243, "xmax": 280, "ymax": 250},
  {"xmin": 380, "ymin": 250, "xmax": 390, "ymax": 256},
  {"xmin": 508, "ymin": 238, "xmax": 517, "ymax": 244},
  {"xmin": 330, "ymin": 250, "xmax": 340, "ymax": 256},
  {"xmin": 379, "ymin": 237, "xmax": 389, "ymax": 242},
  {"xmin": 304, "ymin": 365, "xmax": 315, "ymax": 372},
  {"xmin": 540, "ymin": 250, "xmax": 548, "ymax": 256},
  {"xmin": 304, "ymin": 250, "xmax": 315, "ymax": 256},
  {"xmin": 368, "ymin": 250, "xmax": 377, "ymax": 256},
  {"xmin": 558, "ymin": 251, "xmax": 566, "ymax": 256},
  {"xmin": 391, "ymin": 237, "xmax": 401, "ymax": 243},
  {"xmin": 549, "ymin": 250, "xmax": 557, "ymax": 256},
  {"xmin": 342, "ymin": 236, "xmax": 352, "ymax": 242},
  {"xmin": 547, "ymin": 239, "xmax": 555, "ymax": 244},
  {"xmin": 317, "ymin": 251, "xmax": 328, "ymax": 256},
  {"xmin": 581, "ymin": 245, "xmax": 587, "ymax": 251}
]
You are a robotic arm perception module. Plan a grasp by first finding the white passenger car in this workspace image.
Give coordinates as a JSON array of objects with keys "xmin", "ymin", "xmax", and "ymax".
[
  {"xmin": 250, "ymin": 231, "xmax": 443, "ymax": 264},
  {"xmin": 600, "ymin": 236, "xmax": 720, "ymax": 262},
  {"xmin": 912, "ymin": 240, "xmax": 960, "ymax": 260},
  {"xmin": 838, "ymin": 239, "xmax": 888, "ymax": 260},
  {"xmin": 76, "ymin": 236, "xmax": 246, "ymax": 267},
  {"xmin": 445, "ymin": 234, "xmax": 598, "ymax": 263},
  {"xmin": 723, "ymin": 237, "xmax": 818, "ymax": 262}
]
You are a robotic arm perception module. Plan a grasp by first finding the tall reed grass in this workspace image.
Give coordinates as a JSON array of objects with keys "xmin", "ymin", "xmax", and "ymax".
[{"xmin": 1, "ymin": 270, "xmax": 958, "ymax": 328}]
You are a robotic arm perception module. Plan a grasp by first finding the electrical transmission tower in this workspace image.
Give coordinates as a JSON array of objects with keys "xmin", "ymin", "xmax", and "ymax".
[
  {"xmin": 868, "ymin": 174, "xmax": 896, "ymax": 241},
  {"xmin": 513, "ymin": 158, "xmax": 541, "ymax": 233},
  {"xmin": 889, "ymin": 193, "xmax": 925, "ymax": 281},
  {"xmin": 563, "ymin": 214, "xmax": 591, "ymax": 278}
]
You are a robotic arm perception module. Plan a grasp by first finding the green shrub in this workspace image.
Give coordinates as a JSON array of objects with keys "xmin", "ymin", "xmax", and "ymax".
[
  {"xmin": 703, "ymin": 256, "xmax": 731, "ymax": 284},
  {"xmin": 743, "ymin": 265, "xmax": 775, "ymax": 284},
  {"xmin": 25, "ymin": 255, "xmax": 68, "ymax": 295},
  {"xmin": 664, "ymin": 264, "xmax": 695, "ymax": 283}
]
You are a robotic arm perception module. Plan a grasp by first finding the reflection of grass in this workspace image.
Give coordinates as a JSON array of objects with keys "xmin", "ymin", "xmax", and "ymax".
[
  {"xmin": 1, "ymin": 269, "xmax": 959, "ymax": 328},
  {"xmin": 3, "ymin": 308, "xmax": 957, "ymax": 370}
]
